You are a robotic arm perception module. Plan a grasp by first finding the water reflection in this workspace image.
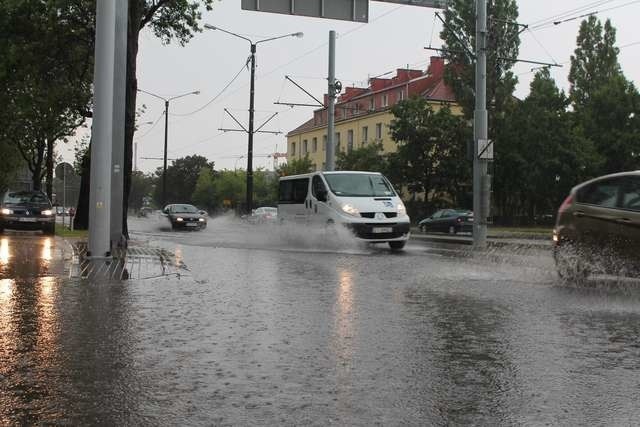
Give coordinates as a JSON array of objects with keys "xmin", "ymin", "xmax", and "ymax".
[
  {"xmin": 0, "ymin": 236, "xmax": 62, "ymax": 278},
  {"xmin": 0, "ymin": 237, "xmax": 9, "ymax": 265}
]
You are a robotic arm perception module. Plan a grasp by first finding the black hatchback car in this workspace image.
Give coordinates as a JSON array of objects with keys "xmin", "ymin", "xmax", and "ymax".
[
  {"xmin": 418, "ymin": 209, "xmax": 473, "ymax": 234},
  {"xmin": 0, "ymin": 190, "xmax": 56, "ymax": 235},
  {"xmin": 553, "ymin": 171, "xmax": 640, "ymax": 280},
  {"xmin": 162, "ymin": 204, "xmax": 207, "ymax": 230}
]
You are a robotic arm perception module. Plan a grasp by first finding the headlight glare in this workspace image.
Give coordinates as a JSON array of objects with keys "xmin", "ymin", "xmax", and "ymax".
[
  {"xmin": 42, "ymin": 209, "xmax": 53, "ymax": 216},
  {"xmin": 198, "ymin": 218, "xmax": 205, "ymax": 222},
  {"xmin": 1, "ymin": 208, "xmax": 12, "ymax": 215},
  {"xmin": 176, "ymin": 217, "xmax": 184, "ymax": 222},
  {"xmin": 341, "ymin": 203, "xmax": 360, "ymax": 217},
  {"xmin": 397, "ymin": 203, "xmax": 407, "ymax": 216}
]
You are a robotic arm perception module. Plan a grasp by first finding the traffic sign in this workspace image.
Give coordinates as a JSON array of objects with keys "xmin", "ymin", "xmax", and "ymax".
[
  {"xmin": 55, "ymin": 162, "xmax": 73, "ymax": 179},
  {"xmin": 242, "ymin": 0, "xmax": 369, "ymax": 22}
]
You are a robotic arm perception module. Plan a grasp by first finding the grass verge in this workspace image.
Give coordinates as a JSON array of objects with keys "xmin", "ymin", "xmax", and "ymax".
[{"xmin": 55, "ymin": 224, "xmax": 88, "ymax": 239}]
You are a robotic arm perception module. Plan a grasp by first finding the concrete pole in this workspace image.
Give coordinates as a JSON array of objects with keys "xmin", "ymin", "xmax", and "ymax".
[
  {"xmin": 162, "ymin": 100, "xmax": 169, "ymax": 207},
  {"xmin": 110, "ymin": 0, "xmax": 128, "ymax": 248},
  {"xmin": 247, "ymin": 44, "xmax": 256, "ymax": 213},
  {"xmin": 326, "ymin": 30, "xmax": 336, "ymax": 171},
  {"xmin": 62, "ymin": 164, "xmax": 66, "ymax": 229},
  {"xmin": 473, "ymin": 0, "xmax": 489, "ymax": 249},
  {"xmin": 88, "ymin": 0, "xmax": 115, "ymax": 258}
]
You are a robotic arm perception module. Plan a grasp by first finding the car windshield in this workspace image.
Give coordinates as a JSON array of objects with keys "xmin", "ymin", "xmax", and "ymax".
[
  {"xmin": 323, "ymin": 173, "xmax": 396, "ymax": 197},
  {"xmin": 171, "ymin": 204, "xmax": 198, "ymax": 214},
  {"xmin": 4, "ymin": 192, "xmax": 49, "ymax": 205}
]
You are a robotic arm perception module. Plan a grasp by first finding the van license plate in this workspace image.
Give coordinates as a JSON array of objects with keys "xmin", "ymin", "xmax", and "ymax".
[
  {"xmin": 372, "ymin": 227, "xmax": 392, "ymax": 233},
  {"xmin": 19, "ymin": 218, "xmax": 37, "ymax": 222}
]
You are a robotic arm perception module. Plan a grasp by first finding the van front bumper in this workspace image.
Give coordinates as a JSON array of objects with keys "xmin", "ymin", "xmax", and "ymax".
[{"xmin": 347, "ymin": 222, "xmax": 411, "ymax": 242}]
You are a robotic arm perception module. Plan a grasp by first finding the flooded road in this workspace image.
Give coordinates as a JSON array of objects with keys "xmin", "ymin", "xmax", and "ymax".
[{"xmin": 1, "ymin": 216, "xmax": 640, "ymax": 425}]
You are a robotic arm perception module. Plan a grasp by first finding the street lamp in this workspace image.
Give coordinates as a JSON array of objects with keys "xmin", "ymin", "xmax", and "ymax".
[
  {"xmin": 134, "ymin": 120, "xmax": 154, "ymax": 172},
  {"xmin": 204, "ymin": 24, "xmax": 303, "ymax": 213},
  {"xmin": 137, "ymin": 88, "xmax": 200, "ymax": 206}
]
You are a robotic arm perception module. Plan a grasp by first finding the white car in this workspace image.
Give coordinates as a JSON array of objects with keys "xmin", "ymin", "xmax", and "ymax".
[
  {"xmin": 251, "ymin": 207, "xmax": 278, "ymax": 223},
  {"xmin": 278, "ymin": 171, "xmax": 410, "ymax": 249}
]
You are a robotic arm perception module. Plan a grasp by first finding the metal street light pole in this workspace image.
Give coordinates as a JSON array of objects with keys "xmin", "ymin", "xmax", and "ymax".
[
  {"xmin": 137, "ymin": 89, "xmax": 199, "ymax": 207},
  {"xmin": 204, "ymin": 24, "xmax": 303, "ymax": 213}
]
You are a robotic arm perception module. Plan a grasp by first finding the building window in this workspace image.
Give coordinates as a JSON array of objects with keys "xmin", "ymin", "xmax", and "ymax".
[
  {"xmin": 362, "ymin": 126, "xmax": 368, "ymax": 145},
  {"xmin": 369, "ymin": 98, "xmax": 375, "ymax": 111},
  {"xmin": 322, "ymin": 162, "xmax": 326, "ymax": 171},
  {"xmin": 335, "ymin": 132, "xmax": 341, "ymax": 153},
  {"xmin": 312, "ymin": 137, "xmax": 318, "ymax": 153},
  {"xmin": 375, "ymin": 123, "xmax": 382, "ymax": 140},
  {"xmin": 382, "ymin": 94, "xmax": 388, "ymax": 107},
  {"xmin": 398, "ymin": 89, "xmax": 404, "ymax": 101},
  {"xmin": 322, "ymin": 135, "xmax": 327, "ymax": 152},
  {"xmin": 291, "ymin": 142, "xmax": 296, "ymax": 156},
  {"xmin": 347, "ymin": 130, "xmax": 354, "ymax": 153},
  {"xmin": 303, "ymin": 139, "xmax": 308, "ymax": 155}
]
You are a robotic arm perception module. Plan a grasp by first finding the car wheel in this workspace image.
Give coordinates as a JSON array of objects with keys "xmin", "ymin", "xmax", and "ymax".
[
  {"xmin": 554, "ymin": 242, "xmax": 590, "ymax": 284},
  {"xmin": 448, "ymin": 225, "xmax": 456, "ymax": 235},
  {"xmin": 389, "ymin": 241, "xmax": 406, "ymax": 250}
]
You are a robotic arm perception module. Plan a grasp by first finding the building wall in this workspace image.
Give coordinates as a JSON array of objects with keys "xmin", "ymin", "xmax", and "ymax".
[{"xmin": 286, "ymin": 102, "xmax": 462, "ymax": 171}]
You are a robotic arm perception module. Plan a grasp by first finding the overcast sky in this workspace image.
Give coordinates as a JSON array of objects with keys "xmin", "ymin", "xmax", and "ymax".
[{"xmin": 65, "ymin": 0, "xmax": 640, "ymax": 172}]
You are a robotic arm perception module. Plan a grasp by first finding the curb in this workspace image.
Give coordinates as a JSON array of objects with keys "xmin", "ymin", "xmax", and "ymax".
[{"xmin": 410, "ymin": 233, "xmax": 551, "ymax": 248}]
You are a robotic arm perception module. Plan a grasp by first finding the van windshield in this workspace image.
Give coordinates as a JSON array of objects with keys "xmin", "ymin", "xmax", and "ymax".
[{"xmin": 323, "ymin": 173, "xmax": 396, "ymax": 197}]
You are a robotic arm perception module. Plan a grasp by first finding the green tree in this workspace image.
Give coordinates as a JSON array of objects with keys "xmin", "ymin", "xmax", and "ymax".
[
  {"xmin": 153, "ymin": 155, "xmax": 214, "ymax": 206},
  {"xmin": 494, "ymin": 69, "xmax": 599, "ymax": 222},
  {"xmin": 568, "ymin": 17, "xmax": 640, "ymax": 174},
  {"xmin": 336, "ymin": 142, "xmax": 389, "ymax": 173},
  {"xmin": 192, "ymin": 167, "xmax": 217, "ymax": 212},
  {"xmin": 0, "ymin": 0, "xmax": 93, "ymax": 196},
  {"xmin": 440, "ymin": 0, "xmax": 520, "ymax": 122},
  {"xmin": 0, "ymin": 140, "xmax": 21, "ymax": 193},
  {"xmin": 253, "ymin": 169, "xmax": 278, "ymax": 208},
  {"xmin": 128, "ymin": 171, "xmax": 156, "ymax": 211},
  {"xmin": 213, "ymin": 170, "xmax": 245, "ymax": 210},
  {"xmin": 277, "ymin": 156, "xmax": 313, "ymax": 176},
  {"xmin": 389, "ymin": 97, "xmax": 471, "ymax": 210},
  {"xmin": 569, "ymin": 16, "xmax": 621, "ymax": 109}
]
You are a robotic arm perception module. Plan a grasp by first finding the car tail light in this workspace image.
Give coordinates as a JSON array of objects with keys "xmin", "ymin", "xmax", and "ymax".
[{"xmin": 558, "ymin": 194, "xmax": 573, "ymax": 214}]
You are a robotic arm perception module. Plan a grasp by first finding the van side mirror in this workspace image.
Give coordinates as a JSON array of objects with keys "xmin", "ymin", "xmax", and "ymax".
[{"xmin": 316, "ymin": 189, "xmax": 328, "ymax": 202}]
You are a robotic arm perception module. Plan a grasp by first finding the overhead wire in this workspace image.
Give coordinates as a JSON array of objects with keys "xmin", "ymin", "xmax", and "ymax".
[
  {"xmin": 136, "ymin": 111, "xmax": 164, "ymax": 140},
  {"xmin": 170, "ymin": 58, "xmax": 249, "ymax": 117}
]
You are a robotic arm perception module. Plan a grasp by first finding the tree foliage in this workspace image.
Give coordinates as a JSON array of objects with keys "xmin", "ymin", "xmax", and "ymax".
[
  {"xmin": 128, "ymin": 171, "xmax": 155, "ymax": 211},
  {"xmin": 336, "ymin": 143, "xmax": 389, "ymax": 173},
  {"xmin": 440, "ymin": 0, "xmax": 520, "ymax": 121},
  {"xmin": 153, "ymin": 155, "xmax": 214, "ymax": 206},
  {"xmin": 389, "ymin": 97, "xmax": 471, "ymax": 210},
  {"xmin": 0, "ymin": 0, "xmax": 94, "ymax": 195},
  {"xmin": 493, "ymin": 69, "xmax": 599, "ymax": 222},
  {"xmin": 277, "ymin": 156, "xmax": 314, "ymax": 176},
  {"xmin": 192, "ymin": 167, "xmax": 217, "ymax": 212}
]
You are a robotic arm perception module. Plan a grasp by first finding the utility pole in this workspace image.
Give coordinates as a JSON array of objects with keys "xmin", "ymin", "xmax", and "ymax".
[
  {"xmin": 88, "ymin": 0, "xmax": 115, "ymax": 258},
  {"xmin": 247, "ymin": 43, "xmax": 256, "ymax": 213},
  {"xmin": 163, "ymin": 100, "xmax": 169, "ymax": 206},
  {"xmin": 326, "ymin": 30, "xmax": 337, "ymax": 171},
  {"xmin": 473, "ymin": 0, "xmax": 489, "ymax": 248}
]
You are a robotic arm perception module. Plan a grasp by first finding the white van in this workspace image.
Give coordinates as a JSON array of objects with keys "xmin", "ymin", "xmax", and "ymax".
[{"xmin": 278, "ymin": 171, "xmax": 411, "ymax": 249}]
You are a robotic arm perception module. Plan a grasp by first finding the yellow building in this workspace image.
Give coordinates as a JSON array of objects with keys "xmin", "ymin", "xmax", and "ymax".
[{"xmin": 286, "ymin": 57, "xmax": 458, "ymax": 170}]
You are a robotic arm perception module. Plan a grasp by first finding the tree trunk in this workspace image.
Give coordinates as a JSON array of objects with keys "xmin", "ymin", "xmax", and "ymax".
[
  {"xmin": 32, "ymin": 143, "xmax": 45, "ymax": 191},
  {"xmin": 45, "ymin": 137, "xmax": 54, "ymax": 200},
  {"xmin": 121, "ymin": 0, "xmax": 143, "ymax": 239},
  {"xmin": 74, "ymin": 146, "xmax": 90, "ymax": 230}
]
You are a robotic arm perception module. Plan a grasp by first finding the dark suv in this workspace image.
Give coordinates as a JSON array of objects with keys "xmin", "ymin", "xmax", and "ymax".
[
  {"xmin": 553, "ymin": 171, "xmax": 640, "ymax": 280},
  {"xmin": 0, "ymin": 190, "xmax": 56, "ymax": 235}
]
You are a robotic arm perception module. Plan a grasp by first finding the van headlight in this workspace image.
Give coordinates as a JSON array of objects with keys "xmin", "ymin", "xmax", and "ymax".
[
  {"xmin": 397, "ymin": 202, "xmax": 407, "ymax": 217},
  {"xmin": 341, "ymin": 203, "xmax": 360, "ymax": 217},
  {"xmin": 1, "ymin": 208, "xmax": 12, "ymax": 215},
  {"xmin": 42, "ymin": 209, "xmax": 53, "ymax": 216}
]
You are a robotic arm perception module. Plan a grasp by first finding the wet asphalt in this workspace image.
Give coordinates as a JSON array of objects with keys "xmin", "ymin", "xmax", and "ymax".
[{"xmin": 1, "ymin": 214, "xmax": 640, "ymax": 425}]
